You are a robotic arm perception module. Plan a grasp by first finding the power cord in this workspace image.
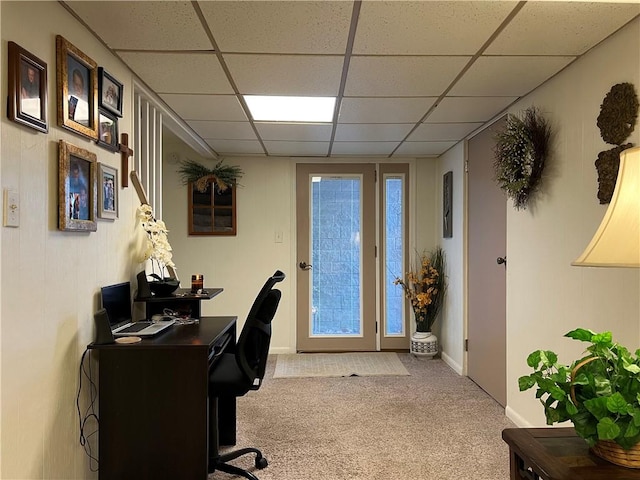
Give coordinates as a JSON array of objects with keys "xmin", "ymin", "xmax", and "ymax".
[{"xmin": 76, "ymin": 348, "xmax": 99, "ymax": 471}]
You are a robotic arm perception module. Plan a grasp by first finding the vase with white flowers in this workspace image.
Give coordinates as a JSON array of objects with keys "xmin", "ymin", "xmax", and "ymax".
[
  {"xmin": 137, "ymin": 204, "xmax": 179, "ymax": 295},
  {"xmin": 394, "ymin": 247, "xmax": 447, "ymax": 357}
]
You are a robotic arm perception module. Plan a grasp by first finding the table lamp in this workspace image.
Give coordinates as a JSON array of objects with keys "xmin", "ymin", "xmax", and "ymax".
[{"xmin": 572, "ymin": 146, "xmax": 640, "ymax": 268}]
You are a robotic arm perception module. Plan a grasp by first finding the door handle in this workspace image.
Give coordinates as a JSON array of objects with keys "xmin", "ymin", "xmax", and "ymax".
[
  {"xmin": 299, "ymin": 261, "xmax": 312, "ymax": 270},
  {"xmin": 497, "ymin": 256, "xmax": 507, "ymax": 266}
]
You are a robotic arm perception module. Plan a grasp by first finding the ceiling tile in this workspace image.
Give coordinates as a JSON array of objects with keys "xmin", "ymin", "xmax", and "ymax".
[
  {"xmin": 331, "ymin": 142, "xmax": 398, "ymax": 156},
  {"xmin": 449, "ymin": 56, "xmax": 575, "ymax": 96},
  {"xmin": 199, "ymin": 1, "xmax": 353, "ymax": 54},
  {"xmin": 264, "ymin": 141, "xmax": 329, "ymax": 156},
  {"xmin": 118, "ymin": 52, "xmax": 233, "ymax": 94},
  {"xmin": 354, "ymin": 1, "xmax": 518, "ymax": 55},
  {"xmin": 408, "ymin": 123, "xmax": 484, "ymax": 142},
  {"xmin": 255, "ymin": 123, "xmax": 333, "ymax": 142},
  {"xmin": 394, "ymin": 141, "xmax": 457, "ymax": 157},
  {"xmin": 427, "ymin": 97, "xmax": 517, "ymax": 123},
  {"xmin": 187, "ymin": 121, "xmax": 257, "ymax": 140},
  {"xmin": 66, "ymin": 1, "xmax": 211, "ymax": 50},
  {"xmin": 338, "ymin": 97, "xmax": 436, "ymax": 124},
  {"xmin": 335, "ymin": 123, "xmax": 414, "ymax": 142},
  {"xmin": 486, "ymin": 2, "xmax": 640, "ymax": 55},
  {"xmin": 224, "ymin": 54, "xmax": 344, "ymax": 96},
  {"xmin": 160, "ymin": 94, "xmax": 247, "ymax": 121},
  {"xmin": 345, "ymin": 56, "xmax": 471, "ymax": 96},
  {"xmin": 205, "ymin": 139, "xmax": 265, "ymax": 155}
]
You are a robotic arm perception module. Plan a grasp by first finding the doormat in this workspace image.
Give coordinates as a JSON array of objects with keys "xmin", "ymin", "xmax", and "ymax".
[{"xmin": 273, "ymin": 352, "xmax": 410, "ymax": 378}]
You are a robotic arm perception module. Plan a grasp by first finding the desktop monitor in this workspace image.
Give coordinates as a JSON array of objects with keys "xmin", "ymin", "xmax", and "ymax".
[{"xmin": 101, "ymin": 282, "xmax": 132, "ymax": 329}]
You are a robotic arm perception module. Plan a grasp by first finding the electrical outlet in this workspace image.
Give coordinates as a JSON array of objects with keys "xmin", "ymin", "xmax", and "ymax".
[{"xmin": 3, "ymin": 189, "xmax": 19, "ymax": 227}]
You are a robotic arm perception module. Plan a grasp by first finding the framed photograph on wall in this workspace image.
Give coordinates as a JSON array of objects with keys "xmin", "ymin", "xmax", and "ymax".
[
  {"xmin": 7, "ymin": 41, "xmax": 48, "ymax": 133},
  {"xmin": 98, "ymin": 68, "xmax": 123, "ymax": 117},
  {"xmin": 443, "ymin": 171, "xmax": 453, "ymax": 238},
  {"xmin": 56, "ymin": 35, "xmax": 98, "ymax": 140},
  {"xmin": 58, "ymin": 140, "xmax": 97, "ymax": 232},
  {"xmin": 98, "ymin": 163, "xmax": 118, "ymax": 220},
  {"xmin": 97, "ymin": 108, "xmax": 119, "ymax": 152}
]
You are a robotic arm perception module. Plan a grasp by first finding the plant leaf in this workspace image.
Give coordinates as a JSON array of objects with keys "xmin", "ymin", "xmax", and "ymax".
[
  {"xmin": 584, "ymin": 397, "xmax": 609, "ymax": 420},
  {"xmin": 565, "ymin": 328, "xmax": 595, "ymax": 342},
  {"xmin": 518, "ymin": 375, "xmax": 536, "ymax": 391},
  {"xmin": 597, "ymin": 417, "xmax": 621, "ymax": 440},
  {"xmin": 592, "ymin": 331, "xmax": 613, "ymax": 346},
  {"xmin": 526, "ymin": 350, "xmax": 542, "ymax": 369},
  {"xmin": 540, "ymin": 350, "xmax": 558, "ymax": 367},
  {"xmin": 607, "ymin": 392, "xmax": 630, "ymax": 414}
]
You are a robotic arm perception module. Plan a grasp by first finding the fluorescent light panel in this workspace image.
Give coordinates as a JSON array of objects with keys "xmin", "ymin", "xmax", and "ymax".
[{"xmin": 244, "ymin": 95, "xmax": 335, "ymax": 122}]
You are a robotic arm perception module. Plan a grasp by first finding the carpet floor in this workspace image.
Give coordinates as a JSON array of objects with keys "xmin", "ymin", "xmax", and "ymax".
[
  {"xmin": 273, "ymin": 352, "xmax": 410, "ymax": 378},
  {"xmin": 211, "ymin": 354, "xmax": 515, "ymax": 480}
]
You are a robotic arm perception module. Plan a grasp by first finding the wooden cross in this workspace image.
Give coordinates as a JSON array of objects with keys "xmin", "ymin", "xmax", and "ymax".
[{"xmin": 119, "ymin": 133, "xmax": 134, "ymax": 188}]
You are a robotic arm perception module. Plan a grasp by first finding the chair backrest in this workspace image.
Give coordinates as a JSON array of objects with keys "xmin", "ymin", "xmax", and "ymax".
[{"xmin": 235, "ymin": 270, "xmax": 285, "ymax": 389}]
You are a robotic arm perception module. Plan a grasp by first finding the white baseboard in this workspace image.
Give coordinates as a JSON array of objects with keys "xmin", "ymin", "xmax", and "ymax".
[
  {"xmin": 441, "ymin": 351, "xmax": 463, "ymax": 375},
  {"xmin": 269, "ymin": 346, "xmax": 295, "ymax": 355},
  {"xmin": 505, "ymin": 406, "xmax": 535, "ymax": 428}
]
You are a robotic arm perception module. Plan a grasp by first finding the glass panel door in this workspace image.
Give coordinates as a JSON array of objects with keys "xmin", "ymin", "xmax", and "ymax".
[{"xmin": 296, "ymin": 164, "xmax": 376, "ymax": 351}]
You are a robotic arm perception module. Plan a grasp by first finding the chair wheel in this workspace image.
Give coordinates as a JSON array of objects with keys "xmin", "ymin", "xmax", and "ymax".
[{"xmin": 255, "ymin": 457, "xmax": 268, "ymax": 469}]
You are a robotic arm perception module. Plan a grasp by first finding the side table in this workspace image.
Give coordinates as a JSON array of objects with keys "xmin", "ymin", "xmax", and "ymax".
[{"xmin": 502, "ymin": 427, "xmax": 640, "ymax": 480}]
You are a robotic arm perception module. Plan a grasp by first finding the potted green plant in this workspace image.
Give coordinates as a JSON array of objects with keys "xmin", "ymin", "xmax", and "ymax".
[{"xmin": 519, "ymin": 328, "xmax": 640, "ymax": 467}]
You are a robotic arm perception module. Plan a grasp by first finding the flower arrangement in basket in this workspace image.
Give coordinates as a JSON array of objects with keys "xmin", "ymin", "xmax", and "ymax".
[
  {"xmin": 519, "ymin": 328, "xmax": 640, "ymax": 468},
  {"xmin": 393, "ymin": 247, "xmax": 447, "ymax": 333},
  {"xmin": 137, "ymin": 204, "xmax": 177, "ymax": 290}
]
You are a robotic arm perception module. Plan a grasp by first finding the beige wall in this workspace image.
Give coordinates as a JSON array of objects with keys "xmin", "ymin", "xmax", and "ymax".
[{"xmin": 1, "ymin": 2, "xmax": 140, "ymax": 478}]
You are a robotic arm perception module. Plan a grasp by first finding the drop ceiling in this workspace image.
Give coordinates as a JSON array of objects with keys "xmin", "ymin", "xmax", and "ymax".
[{"xmin": 63, "ymin": 1, "xmax": 640, "ymax": 158}]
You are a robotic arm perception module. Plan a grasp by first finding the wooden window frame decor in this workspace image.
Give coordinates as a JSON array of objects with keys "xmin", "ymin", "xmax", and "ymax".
[
  {"xmin": 98, "ymin": 163, "xmax": 118, "ymax": 220},
  {"xmin": 56, "ymin": 35, "xmax": 98, "ymax": 140},
  {"xmin": 98, "ymin": 67, "xmax": 123, "ymax": 117},
  {"xmin": 58, "ymin": 140, "xmax": 97, "ymax": 232},
  {"xmin": 7, "ymin": 41, "xmax": 48, "ymax": 133},
  {"xmin": 443, "ymin": 171, "xmax": 453, "ymax": 238},
  {"xmin": 97, "ymin": 108, "xmax": 119, "ymax": 152},
  {"xmin": 188, "ymin": 181, "xmax": 237, "ymax": 236}
]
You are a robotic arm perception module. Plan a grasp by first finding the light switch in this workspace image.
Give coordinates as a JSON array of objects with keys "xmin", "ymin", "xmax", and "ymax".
[{"xmin": 3, "ymin": 188, "xmax": 19, "ymax": 227}]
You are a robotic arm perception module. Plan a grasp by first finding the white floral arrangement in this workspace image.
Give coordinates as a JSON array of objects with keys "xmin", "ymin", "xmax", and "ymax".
[{"xmin": 137, "ymin": 204, "xmax": 175, "ymax": 281}]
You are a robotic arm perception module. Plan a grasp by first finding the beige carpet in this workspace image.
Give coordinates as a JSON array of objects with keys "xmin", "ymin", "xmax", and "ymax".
[
  {"xmin": 273, "ymin": 352, "xmax": 410, "ymax": 378},
  {"xmin": 212, "ymin": 354, "xmax": 515, "ymax": 480}
]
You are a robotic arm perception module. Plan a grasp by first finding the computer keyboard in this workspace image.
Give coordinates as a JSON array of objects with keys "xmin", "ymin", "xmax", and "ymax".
[{"xmin": 120, "ymin": 322, "xmax": 151, "ymax": 333}]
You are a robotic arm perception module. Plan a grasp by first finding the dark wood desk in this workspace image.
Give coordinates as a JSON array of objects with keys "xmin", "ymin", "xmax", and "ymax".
[
  {"xmin": 89, "ymin": 316, "xmax": 236, "ymax": 480},
  {"xmin": 135, "ymin": 287, "xmax": 223, "ymax": 319},
  {"xmin": 502, "ymin": 427, "xmax": 640, "ymax": 480}
]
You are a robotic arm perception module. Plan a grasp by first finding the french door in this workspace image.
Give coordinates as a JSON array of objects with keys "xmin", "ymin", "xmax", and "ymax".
[{"xmin": 295, "ymin": 163, "xmax": 409, "ymax": 352}]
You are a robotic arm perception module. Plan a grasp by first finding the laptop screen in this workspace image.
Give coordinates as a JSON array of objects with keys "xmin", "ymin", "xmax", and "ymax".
[{"xmin": 101, "ymin": 282, "xmax": 132, "ymax": 329}]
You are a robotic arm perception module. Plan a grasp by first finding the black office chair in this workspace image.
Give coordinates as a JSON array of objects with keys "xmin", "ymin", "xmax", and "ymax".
[{"xmin": 208, "ymin": 270, "xmax": 285, "ymax": 480}]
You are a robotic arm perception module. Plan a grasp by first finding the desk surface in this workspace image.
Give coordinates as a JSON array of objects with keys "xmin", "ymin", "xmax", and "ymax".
[{"xmin": 503, "ymin": 427, "xmax": 640, "ymax": 480}]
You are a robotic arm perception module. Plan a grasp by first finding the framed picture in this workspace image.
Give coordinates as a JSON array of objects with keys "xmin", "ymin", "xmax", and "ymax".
[
  {"xmin": 98, "ymin": 68, "xmax": 123, "ymax": 117},
  {"xmin": 443, "ymin": 171, "xmax": 453, "ymax": 238},
  {"xmin": 56, "ymin": 35, "xmax": 98, "ymax": 140},
  {"xmin": 98, "ymin": 163, "xmax": 118, "ymax": 220},
  {"xmin": 58, "ymin": 140, "xmax": 97, "ymax": 232},
  {"xmin": 7, "ymin": 41, "xmax": 48, "ymax": 133},
  {"xmin": 97, "ymin": 108, "xmax": 119, "ymax": 152}
]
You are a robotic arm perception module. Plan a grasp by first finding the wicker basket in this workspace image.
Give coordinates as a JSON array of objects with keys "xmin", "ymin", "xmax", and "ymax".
[{"xmin": 591, "ymin": 440, "xmax": 640, "ymax": 468}]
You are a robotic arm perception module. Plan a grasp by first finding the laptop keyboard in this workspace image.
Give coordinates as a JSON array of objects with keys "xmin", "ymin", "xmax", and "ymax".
[{"xmin": 120, "ymin": 322, "xmax": 150, "ymax": 333}]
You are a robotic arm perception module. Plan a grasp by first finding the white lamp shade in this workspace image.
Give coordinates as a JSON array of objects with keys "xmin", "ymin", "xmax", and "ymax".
[{"xmin": 573, "ymin": 146, "xmax": 640, "ymax": 268}]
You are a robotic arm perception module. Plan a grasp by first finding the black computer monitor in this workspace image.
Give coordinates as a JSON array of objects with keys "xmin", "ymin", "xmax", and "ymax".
[{"xmin": 100, "ymin": 282, "xmax": 132, "ymax": 329}]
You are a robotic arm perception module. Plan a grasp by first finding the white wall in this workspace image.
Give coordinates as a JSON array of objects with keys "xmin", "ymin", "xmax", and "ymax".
[
  {"xmin": 500, "ymin": 18, "xmax": 640, "ymax": 426},
  {"xmin": 437, "ymin": 142, "xmax": 466, "ymax": 374},
  {"xmin": 1, "ymin": 2, "xmax": 140, "ymax": 478}
]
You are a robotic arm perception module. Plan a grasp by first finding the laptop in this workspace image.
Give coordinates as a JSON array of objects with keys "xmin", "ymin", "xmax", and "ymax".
[{"xmin": 101, "ymin": 281, "xmax": 175, "ymax": 337}]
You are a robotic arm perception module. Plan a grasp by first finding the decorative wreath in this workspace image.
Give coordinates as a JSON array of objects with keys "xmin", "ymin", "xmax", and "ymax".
[
  {"xmin": 597, "ymin": 83, "xmax": 638, "ymax": 146},
  {"xmin": 177, "ymin": 159, "xmax": 244, "ymax": 193},
  {"xmin": 493, "ymin": 107, "xmax": 551, "ymax": 210}
]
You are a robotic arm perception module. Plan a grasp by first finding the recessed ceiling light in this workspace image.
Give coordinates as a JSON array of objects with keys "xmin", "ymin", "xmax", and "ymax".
[{"xmin": 243, "ymin": 95, "xmax": 335, "ymax": 123}]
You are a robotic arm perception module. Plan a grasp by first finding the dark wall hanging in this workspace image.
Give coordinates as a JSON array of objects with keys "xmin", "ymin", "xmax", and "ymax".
[
  {"xmin": 493, "ymin": 106, "xmax": 551, "ymax": 210},
  {"xmin": 595, "ymin": 82, "xmax": 638, "ymax": 204},
  {"xmin": 443, "ymin": 171, "xmax": 452, "ymax": 238}
]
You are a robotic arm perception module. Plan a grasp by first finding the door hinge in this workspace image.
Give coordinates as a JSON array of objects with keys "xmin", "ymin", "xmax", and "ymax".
[
  {"xmin": 464, "ymin": 160, "xmax": 469, "ymax": 173},
  {"xmin": 374, "ymin": 169, "xmax": 377, "ymax": 182},
  {"xmin": 465, "ymin": 338, "xmax": 469, "ymax": 351},
  {"xmin": 376, "ymin": 322, "xmax": 378, "ymax": 334}
]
